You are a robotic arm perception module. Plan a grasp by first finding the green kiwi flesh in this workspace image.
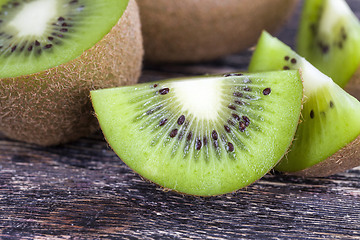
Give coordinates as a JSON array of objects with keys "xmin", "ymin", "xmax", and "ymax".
[
  {"xmin": 91, "ymin": 71, "xmax": 303, "ymax": 196},
  {"xmin": 249, "ymin": 31, "xmax": 360, "ymax": 176},
  {"xmin": 297, "ymin": 0, "xmax": 360, "ymax": 88},
  {"xmin": 0, "ymin": 0, "xmax": 143, "ymax": 146},
  {"xmin": 0, "ymin": 0, "xmax": 128, "ymax": 78}
]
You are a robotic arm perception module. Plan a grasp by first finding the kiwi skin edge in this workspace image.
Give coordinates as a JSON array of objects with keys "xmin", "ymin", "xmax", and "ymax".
[
  {"xmin": 138, "ymin": 0, "xmax": 299, "ymax": 63},
  {"xmin": 283, "ymin": 135, "xmax": 360, "ymax": 177},
  {"xmin": 345, "ymin": 66, "xmax": 360, "ymax": 101},
  {"xmin": 0, "ymin": 0, "xmax": 143, "ymax": 146}
]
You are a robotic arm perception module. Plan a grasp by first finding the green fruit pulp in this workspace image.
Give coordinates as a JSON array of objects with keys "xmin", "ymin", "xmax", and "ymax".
[
  {"xmin": 91, "ymin": 71, "xmax": 303, "ymax": 196},
  {"xmin": 297, "ymin": 0, "xmax": 360, "ymax": 88},
  {"xmin": 249, "ymin": 31, "xmax": 360, "ymax": 172},
  {"xmin": 0, "ymin": 0, "xmax": 129, "ymax": 78}
]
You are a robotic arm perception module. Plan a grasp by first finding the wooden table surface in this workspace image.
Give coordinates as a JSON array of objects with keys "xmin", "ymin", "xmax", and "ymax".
[{"xmin": 2, "ymin": 1, "xmax": 360, "ymax": 239}]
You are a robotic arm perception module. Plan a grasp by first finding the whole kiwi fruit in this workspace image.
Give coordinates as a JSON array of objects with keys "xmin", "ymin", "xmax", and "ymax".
[
  {"xmin": 137, "ymin": 0, "xmax": 299, "ymax": 63},
  {"xmin": 0, "ymin": 0, "xmax": 143, "ymax": 146}
]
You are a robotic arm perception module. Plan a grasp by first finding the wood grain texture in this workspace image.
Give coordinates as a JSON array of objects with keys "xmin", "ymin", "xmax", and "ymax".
[{"xmin": 1, "ymin": 0, "xmax": 360, "ymax": 239}]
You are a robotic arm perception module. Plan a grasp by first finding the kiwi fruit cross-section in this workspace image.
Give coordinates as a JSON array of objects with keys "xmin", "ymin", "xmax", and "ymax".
[
  {"xmin": 297, "ymin": 0, "xmax": 360, "ymax": 89},
  {"xmin": 137, "ymin": 0, "xmax": 299, "ymax": 63},
  {"xmin": 91, "ymin": 71, "xmax": 303, "ymax": 196},
  {"xmin": 249, "ymin": 31, "xmax": 360, "ymax": 177},
  {"xmin": 0, "ymin": 0, "xmax": 143, "ymax": 146}
]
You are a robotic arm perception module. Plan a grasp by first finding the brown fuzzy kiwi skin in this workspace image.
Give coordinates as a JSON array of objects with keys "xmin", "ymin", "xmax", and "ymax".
[
  {"xmin": 0, "ymin": 0, "xmax": 143, "ymax": 146},
  {"xmin": 345, "ymin": 66, "xmax": 360, "ymax": 101},
  {"xmin": 284, "ymin": 135, "xmax": 360, "ymax": 178},
  {"xmin": 137, "ymin": 0, "xmax": 299, "ymax": 63}
]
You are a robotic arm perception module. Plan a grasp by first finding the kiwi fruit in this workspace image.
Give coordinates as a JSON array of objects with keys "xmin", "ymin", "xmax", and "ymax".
[
  {"xmin": 137, "ymin": 0, "xmax": 299, "ymax": 63},
  {"xmin": 297, "ymin": 0, "xmax": 360, "ymax": 89},
  {"xmin": 91, "ymin": 71, "xmax": 303, "ymax": 196},
  {"xmin": 0, "ymin": 0, "xmax": 143, "ymax": 146},
  {"xmin": 249, "ymin": 31, "xmax": 360, "ymax": 177}
]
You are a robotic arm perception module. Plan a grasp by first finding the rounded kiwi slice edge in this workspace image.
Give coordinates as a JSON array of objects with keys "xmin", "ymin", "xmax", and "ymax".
[
  {"xmin": 91, "ymin": 71, "xmax": 303, "ymax": 196},
  {"xmin": 249, "ymin": 31, "xmax": 360, "ymax": 176}
]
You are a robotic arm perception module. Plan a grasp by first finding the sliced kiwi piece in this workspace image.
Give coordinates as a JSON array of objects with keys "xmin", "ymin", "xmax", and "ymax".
[
  {"xmin": 91, "ymin": 71, "xmax": 303, "ymax": 196},
  {"xmin": 297, "ymin": 0, "xmax": 360, "ymax": 88},
  {"xmin": 249, "ymin": 31, "xmax": 360, "ymax": 177},
  {"xmin": 0, "ymin": 0, "xmax": 143, "ymax": 146}
]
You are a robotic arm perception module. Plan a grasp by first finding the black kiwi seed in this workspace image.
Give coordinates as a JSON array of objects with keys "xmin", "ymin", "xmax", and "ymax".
[
  {"xmin": 223, "ymin": 73, "xmax": 243, "ymax": 77},
  {"xmin": 159, "ymin": 118, "xmax": 167, "ymax": 126},
  {"xmin": 239, "ymin": 122, "xmax": 246, "ymax": 132},
  {"xmin": 285, "ymin": 56, "xmax": 290, "ymax": 61},
  {"xmin": 242, "ymin": 116, "xmax": 250, "ymax": 126},
  {"xmin": 263, "ymin": 88, "xmax": 271, "ymax": 95},
  {"xmin": 318, "ymin": 42, "xmax": 329, "ymax": 54},
  {"xmin": 170, "ymin": 129, "xmax": 178, "ymax": 138},
  {"xmin": 310, "ymin": 110, "xmax": 314, "ymax": 119},
  {"xmin": 291, "ymin": 58, "xmax": 297, "ymax": 64},
  {"xmin": 224, "ymin": 125, "xmax": 231, "ymax": 133},
  {"xmin": 159, "ymin": 88, "xmax": 170, "ymax": 95},
  {"xmin": 330, "ymin": 101, "xmax": 334, "ymax": 108},
  {"xmin": 232, "ymin": 114, "xmax": 240, "ymax": 121},
  {"xmin": 187, "ymin": 132, "xmax": 192, "ymax": 141},
  {"xmin": 11, "ymin": 45, "xmax": 16, "ymax": 52},
  {"xmin": 70, "ymin": 0, "xmax": 78, "ymax": 3},
  {"xmin": 203, "ymin": 136, "xmax": 207, "ymax": 146},
  {"xmin": 58, "ymin": 16, "xmax": 65, "ymax": 21},
  {"xmin": 235, "ymin": 100, "xmax": 246, "ymax": 105},
  {"xmin": 153, "ymin": 84, "xmax": 158, "ymax": 88},
  {"xmin": 27, "ymin": 45, "xmax": 33, "ymax": 51},
  {"xmin": 233, "ymin": 92, "xmax": 243, "ymax": 97},
  {"xmin": 212, "ymin": 130, "xmax": 218, "ymax": 140},
  {"xmin": 228, "ymin": 105, "xmax": 236, "ymax": 110},
  {"xmin": 177, "ymin": 115, "xmax": 185, "ymax": 125},
  {"xmin": 243, "ymin": 87, "xmax": 251, "ymax": 92},
  {"xmin": 213, "ymin": 140, "xmax": 219, "ymax": 149},
  {"xmin": 48, "ymin": 37, "xmax": 54, "ymax": 41},
  {"xmin": 283, "ymin": 66, "xmax": 290, "ymax": 70},
  {"xmin": 44, "ymin": 44, "xmax": 52, "ymax": 49},
  {"xmin": 60, "ymin": 28, "xmax": 68, "ymax": 32},
  {"xmin": 35, "ymin": 40, "xmax": 40, "ymax": 46},
  {"xmin": 227, "ymin": 142, "xmax": 234, "ymax": 152},
  {"xmin": 228, "ymin": 119, "xmax": 235, "ymax": 126},
  {"xmin": 196, "ymin": 138, "xmax": 202, "ymax": 150}
]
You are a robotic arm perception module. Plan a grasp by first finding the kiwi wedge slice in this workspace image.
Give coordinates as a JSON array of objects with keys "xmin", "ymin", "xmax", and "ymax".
[
  {"xmin": 249, "ymin": 31, "xmax": 360, "ymax": 177},
  {"xmin": 0, "ymin": 0, "xmax": 143, "ymax": 146},
  {"xmin": 91, "ymin": 71, "xmax": 303, "ymax": 196},
  {"xmin": 297, "ymin": 0, "xmax": 360, "ymax": 88}
]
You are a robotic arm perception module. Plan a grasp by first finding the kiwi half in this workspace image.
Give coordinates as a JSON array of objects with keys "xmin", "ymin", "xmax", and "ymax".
[
  {"xmin": 0, "ymin": 0, "xmax": 143, "ymax": 146},
  {"xmin": 137, "ymin": 0, "xmax": 299, "ymax": 63},
  {"xmin": 249, "ymin": 31, "xmax": 360, "ymax": 177},
  {"xmin": 91, "ymin": 71, "xmax": 303, "ymax": 196},
  {"xmin": 297, "ymin": 0, "xmax": 360, "ymax": 89}
]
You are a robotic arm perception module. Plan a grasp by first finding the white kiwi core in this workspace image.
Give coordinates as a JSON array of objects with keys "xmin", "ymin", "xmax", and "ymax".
[
  {"xmin": 318, "ymin": 0, "xmax": 351, "ymax": 36},
  {"xmin": 300, "ymin": 57, "xmax": 332, "ymax": 95},
  {"xmin": 171, "ymin": 77, "xmax": 223, "ymax": 121},
  {"xmin": 9, "ymin": 0, "xmax": 58, "ymax": 37}
]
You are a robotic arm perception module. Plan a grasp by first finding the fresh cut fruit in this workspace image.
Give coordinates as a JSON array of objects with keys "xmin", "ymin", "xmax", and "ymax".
[
  {"xmin": 0, "ymin": 0, "xmax": 143, "ymax": 146},
  {"xmin": 297, "ymin": 0, "xmax": 360, "ymax": 89},
  {"xmin": 91, "ymin": 71, "xmax": 303, "ymax": 196},
  {"xmin": 249, "ymin": 31, "xmax": 360, "ymax": 177}
]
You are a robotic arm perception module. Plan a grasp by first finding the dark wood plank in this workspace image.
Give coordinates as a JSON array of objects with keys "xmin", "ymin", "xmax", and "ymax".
[{"xmin": 1, "ymin": 0, "xmax": 360, "ymax": 239}]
